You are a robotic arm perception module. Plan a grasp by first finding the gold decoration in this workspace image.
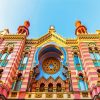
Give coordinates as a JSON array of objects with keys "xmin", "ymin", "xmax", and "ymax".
[
  {"xmin": 57, "ymin": 93, "xmax": 63, "ymax": 98},
  {"xmin": 42, "ymin": 57, "xmax": 60, "ymax": 74},
  {"xmin": 35, "ymin": 93, "xmax": 42, "ymax": 98},
  {"xmin": 46, "ymin": 93, "xmax": 53, "ymax": 98}
]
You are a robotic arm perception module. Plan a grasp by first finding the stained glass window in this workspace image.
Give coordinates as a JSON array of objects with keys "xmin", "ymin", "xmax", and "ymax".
[
  {"xmin": 78, "ymin": 75, "xmax": 88, "ymax": 91},
  {"xmin": 89, "ymin": 47, "xmax": 100, "ymax": 67},
  {"xmin": 0, "ymin": 44, "xmax": 14, "ymax": 67},
  {"xmin": 78, "ymin": 80, "xmax": 87, "ymax": 91},
  {"xmin": 74, "ymin": 53, "xmax": 83, "ymax": 71}
]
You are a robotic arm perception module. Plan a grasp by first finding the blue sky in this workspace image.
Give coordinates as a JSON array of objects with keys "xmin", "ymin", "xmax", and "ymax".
[{"xmin": 0, "ymin": 0, "xmax": 100, "ymax": 39}]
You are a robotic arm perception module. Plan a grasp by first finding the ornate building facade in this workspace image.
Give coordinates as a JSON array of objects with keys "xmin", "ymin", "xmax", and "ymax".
[{"xmin": 0, "ymin": 21, "xmax": 100, "ymax": 100}]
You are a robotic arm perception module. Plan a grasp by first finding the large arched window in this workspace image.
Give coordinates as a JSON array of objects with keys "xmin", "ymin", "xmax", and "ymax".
[
  {"xmin": 89, "ymin": 46, "xmax": 100, "ymax": 67},
  {"xmin": 73, "ymin": 52, "xmax": 83, "ymax": 71},
  {"xmin": 74, "ymin": 52, "xmax": 80, "ymax": 65},
  {"xmin": 18, "ymin": 52, "xmax": 29, "ymax": 71},
  {"xmin": 12, "ymin": 73, "xmax": 22, "ymax": 91},
  {"xmin": 48, "ymin": 83, "xmax": 53, "ymax": 92},
  {"xmin": 78, "ymin": 74, "xmax": 88, "ymax": 91},
  {"xmin": 0, "ymin": 47, "xmax": 9, "ymax": 67},
  {"xmin": 0, "ymin": 45, "xmax": 14, "ymax": 67},
  {"xmin": 39, "ymin": 83, "xmax": 45, "ymax": 92},
  {"xmin": 0, "ymin": 42, "xmax": 14, "ymax": 67}
]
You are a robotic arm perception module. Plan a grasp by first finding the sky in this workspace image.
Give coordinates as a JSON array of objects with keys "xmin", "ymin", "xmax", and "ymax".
[{"xmin": 0, "ymin": 0, "xmax": 100, "ymax": 39}]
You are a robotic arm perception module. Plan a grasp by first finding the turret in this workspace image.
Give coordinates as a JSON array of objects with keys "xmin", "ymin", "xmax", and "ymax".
[
  {"xmin": 17, "ymin": 21, "xmax": 30, "ymax": 36},
  {"xmin": 75, "ymin": 20, "xmax": 87, "ymax": 35}
]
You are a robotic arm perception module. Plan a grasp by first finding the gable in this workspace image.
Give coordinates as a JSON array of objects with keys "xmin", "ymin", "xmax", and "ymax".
[{"xmin": 36, "ymin": 32, "xmax": 67, "ymax": 47}]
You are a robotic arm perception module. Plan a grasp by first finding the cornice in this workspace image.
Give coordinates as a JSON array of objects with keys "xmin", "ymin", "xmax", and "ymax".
[
  {"xmin": 77, "ymin": 34, "xmax": 100, "ymax": 40},
  {"xmin": 0, "ymin": 34, "xmax": 26, "ymax": 40},
  {"xmin": 66, "ymin": 39, "xmax": 78, "ymax": 46},
  {"xmin": 0, "ymin": 31, "xmax": 100, "ymax": 46},
  {"xmin": 26, "ymin": 39, "xmax": 38, "ymax": 44}
]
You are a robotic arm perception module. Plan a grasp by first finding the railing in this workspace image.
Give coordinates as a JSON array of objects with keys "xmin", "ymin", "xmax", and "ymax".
[{"xmin": 8, "ymin": 91, "xmax": 92, "ymax": 99}]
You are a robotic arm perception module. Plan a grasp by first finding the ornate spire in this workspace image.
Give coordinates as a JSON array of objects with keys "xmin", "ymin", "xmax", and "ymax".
[
  {"xmin": 17, "ymin": 21, "xmax": 30, "ymax": 36},
  {"xmin": 75, "ymin": 20, "xmax": 87, "ymax": 35}
]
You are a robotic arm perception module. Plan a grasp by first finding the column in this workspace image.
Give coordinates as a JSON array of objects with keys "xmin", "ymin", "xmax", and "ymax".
[
  {"xmin": 67, "ymin": 47, "xmax": 80, "ymax": 99},
  {"xmin": 20, "ymin": 46, "xmax": 36, "ymax": 91},
  {"xmin": 79, "ymin": 42, "xmax": 98, "ymax": 98}
]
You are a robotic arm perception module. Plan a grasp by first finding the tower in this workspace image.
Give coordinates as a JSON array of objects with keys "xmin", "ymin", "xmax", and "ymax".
[
  {"xmin": 17, "ymin": 21, "xmax": 30, "ymax": 36},
  {"xmin": 75, "ymin": 20, "xmax": 87, "ymax": 35}
]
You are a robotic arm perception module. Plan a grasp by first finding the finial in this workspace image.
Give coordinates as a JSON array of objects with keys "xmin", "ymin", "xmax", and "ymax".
[
  {"xmin": 24, "ymin": 21, "xmax": 30, "ymax": 28},
  {"xmin": 48, "ymin": 25, "xmax": 56, "ymax": 33},
  {"xmin": 75, "ymin": 20, "xmax": 81, "ymax": 28},
  {"xmin": 50, "ymin": 26, "xmax": 55, "ymax": 30}
]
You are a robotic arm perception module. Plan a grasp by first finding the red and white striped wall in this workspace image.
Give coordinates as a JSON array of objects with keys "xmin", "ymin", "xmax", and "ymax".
[
  {"xmin": 19, "ymin": 46, "xmax": 36, "ymax": 99},
  {"xmin": 67, "ymin": 47, "xmax": 81, "ymax": 99},
  {"xmin": 0, "ymin": 39, "xmax": 25, "ymax": 97},
  {"xmin": 79, "ymin": 42, "xmax": 98, "ymax": 97}
]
